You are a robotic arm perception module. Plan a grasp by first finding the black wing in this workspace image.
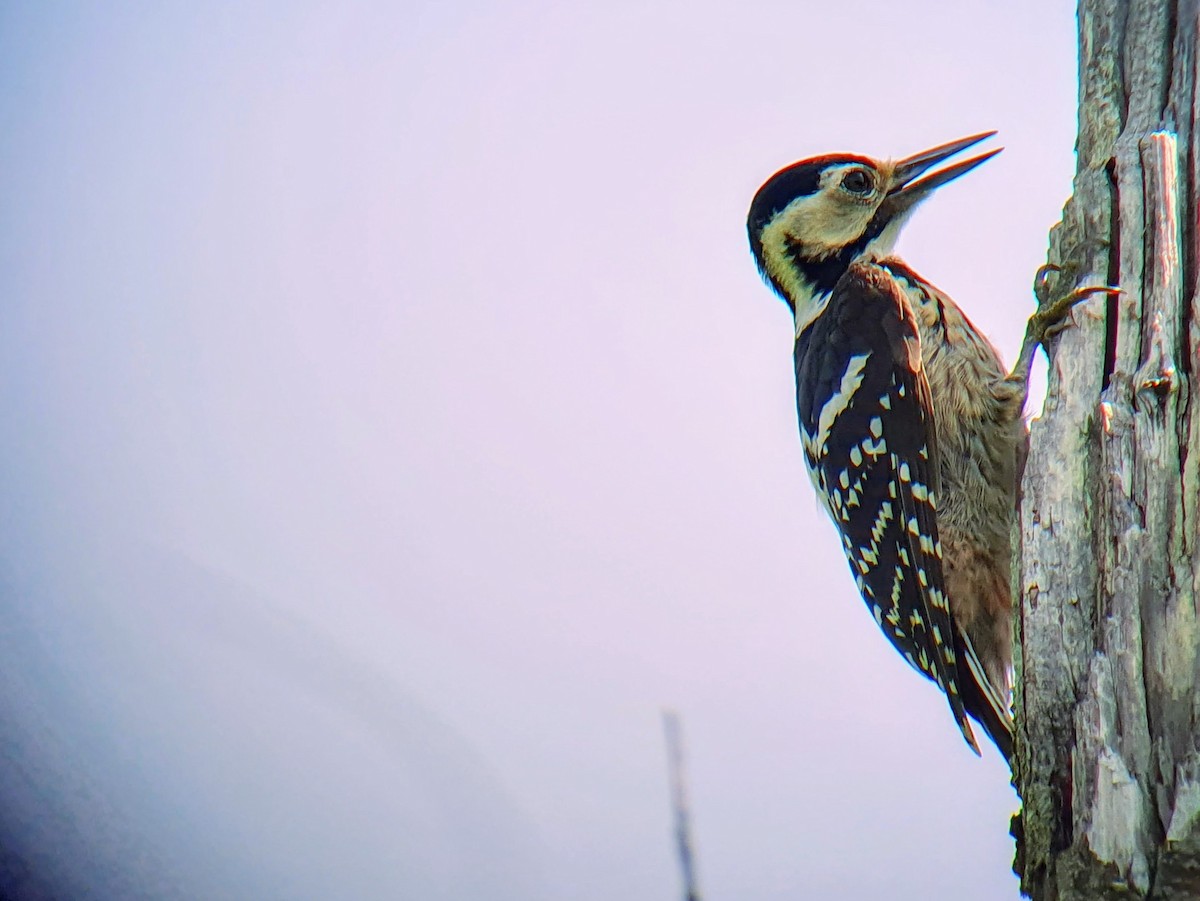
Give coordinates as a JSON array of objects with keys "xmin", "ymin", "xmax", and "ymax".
[{"xmin": 794, "ymin": 261, "xmax": 981, "ymax": 754}]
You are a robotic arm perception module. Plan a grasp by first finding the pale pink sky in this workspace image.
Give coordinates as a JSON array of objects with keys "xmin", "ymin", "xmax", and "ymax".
[{"xmin": 0, "ymin": 3, "xmax": 1077, "ymax": 898}]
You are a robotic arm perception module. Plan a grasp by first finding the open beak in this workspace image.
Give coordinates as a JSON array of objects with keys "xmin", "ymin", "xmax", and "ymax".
[{"xmin": 885, "ymin": 131, "xmax": 1001, "ymax": 214}]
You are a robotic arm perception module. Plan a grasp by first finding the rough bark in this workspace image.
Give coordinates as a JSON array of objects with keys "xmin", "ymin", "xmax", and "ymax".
[{"xmin": 1015, "ymin": 2, "xmax": 1200, "ymax": 898}]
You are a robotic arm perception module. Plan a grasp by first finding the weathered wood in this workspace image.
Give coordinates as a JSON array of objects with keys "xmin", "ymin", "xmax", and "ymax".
[{"xmin": 1015, "ymin": 2, "xmax": 1200, "ymax": 898}]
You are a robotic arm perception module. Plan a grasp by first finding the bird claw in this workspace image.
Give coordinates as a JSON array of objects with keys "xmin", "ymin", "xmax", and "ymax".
[
  {"xmin": 1008, "ymin": 265, "xmax": 1120, "ymax": 390},
  {"xmin": 1032, "ymin": 263, "xmax": 1061, "ymax": 309},
  {"xmin": 1029, "ymin": 263, "xmax": 1119, "ymax": 350}
]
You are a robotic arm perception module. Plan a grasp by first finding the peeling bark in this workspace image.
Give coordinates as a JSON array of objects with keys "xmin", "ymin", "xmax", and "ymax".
[{"xmin": 1015, "ymin": 2, "xmax": 1200, "ymax": 899}]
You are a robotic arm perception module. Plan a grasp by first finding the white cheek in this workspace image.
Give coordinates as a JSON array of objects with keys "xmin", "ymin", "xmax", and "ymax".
[{"xmin": 790, "ymin": 194, "xmax": 876, "ymax": 257}]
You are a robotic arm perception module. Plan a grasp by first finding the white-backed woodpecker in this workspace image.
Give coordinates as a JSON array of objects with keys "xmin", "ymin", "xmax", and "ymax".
[{"xmin": 746, "ymin": 132, "xmax": 1107, "ymax": 760}]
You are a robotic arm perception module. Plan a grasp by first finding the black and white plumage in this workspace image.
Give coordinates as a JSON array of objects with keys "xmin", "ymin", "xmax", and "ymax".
[{"xmin": 746, "ymin": 133, "xmax": 1028, "ymax": 759}]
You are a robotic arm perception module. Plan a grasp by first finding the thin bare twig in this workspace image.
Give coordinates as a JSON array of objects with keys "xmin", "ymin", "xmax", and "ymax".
[{"xmin": 662, "ymin": 709, "xmax": 702, "ymax": 901}]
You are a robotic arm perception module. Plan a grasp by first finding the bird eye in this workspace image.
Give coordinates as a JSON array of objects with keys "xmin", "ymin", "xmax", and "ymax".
[{"xmin": 841, "ymin": 169, "xmax": 874, "ymax": 195}]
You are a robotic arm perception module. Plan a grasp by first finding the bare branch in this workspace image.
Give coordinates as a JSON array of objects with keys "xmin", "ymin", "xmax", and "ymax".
[{"xmin": 662, "ymin": 710, "xmax": 702, "ymax": 901}]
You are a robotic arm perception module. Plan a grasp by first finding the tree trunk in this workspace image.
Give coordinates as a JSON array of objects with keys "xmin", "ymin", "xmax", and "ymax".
[{"xmin": 1015, "ymin": 1, "xmax": 1200, "ymax": 898}]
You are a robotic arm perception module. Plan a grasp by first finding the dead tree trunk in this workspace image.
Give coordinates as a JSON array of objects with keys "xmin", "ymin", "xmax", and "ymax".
[{"xmin": 1015, "ymin": 1, "xmax": 1200, "ymax": 898}]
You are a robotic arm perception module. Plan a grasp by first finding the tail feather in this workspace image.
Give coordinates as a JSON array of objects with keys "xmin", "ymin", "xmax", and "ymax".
[{"xmin": 955, "ymin": 629, "xmax": 1014, "ymax": 762}]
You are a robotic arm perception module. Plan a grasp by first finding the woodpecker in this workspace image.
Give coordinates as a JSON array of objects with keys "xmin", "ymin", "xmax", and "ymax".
[{"xmin": 746, "ymin": 132, "xmax": 1101, "ymax": 760}]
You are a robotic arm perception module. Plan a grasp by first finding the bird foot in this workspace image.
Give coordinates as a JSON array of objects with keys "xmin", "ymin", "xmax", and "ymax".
[
  {"xmin": 1007, "ymin": 264, "xmax": 1120, "ymax": 391},
  {"xmin": 1029, "ymin": 263, "xmax": 1119, "ymax": 348}
]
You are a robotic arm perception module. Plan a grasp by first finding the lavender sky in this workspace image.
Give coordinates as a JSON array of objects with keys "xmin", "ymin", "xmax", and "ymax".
[{"xmin": 1, "ymin": 3, "xmax": 1078, "ymax": 899}]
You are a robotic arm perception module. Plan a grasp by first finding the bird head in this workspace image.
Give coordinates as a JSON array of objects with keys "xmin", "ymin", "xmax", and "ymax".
[{"xmin": 747, "ymin": 131, "xmax": 1000, "ymax": 319}]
